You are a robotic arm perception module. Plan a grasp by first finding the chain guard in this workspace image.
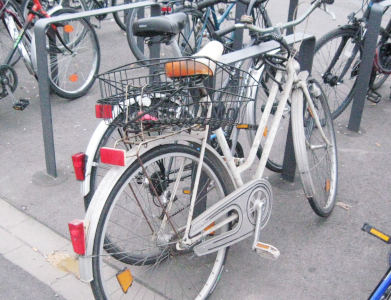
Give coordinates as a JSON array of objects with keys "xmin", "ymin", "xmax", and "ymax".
[{"xmin": 189, "ymin": 178, "xmax": 273, "ymax": 256}]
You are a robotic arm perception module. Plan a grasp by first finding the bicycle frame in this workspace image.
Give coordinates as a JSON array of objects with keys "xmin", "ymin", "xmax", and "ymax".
[
  {"xmin": 370, "ymin": 267, "xmax": 391, "ymax": 300},
  {"xmin": 178, "ymin": 57, "xmax": 330, "ymax": 248}
]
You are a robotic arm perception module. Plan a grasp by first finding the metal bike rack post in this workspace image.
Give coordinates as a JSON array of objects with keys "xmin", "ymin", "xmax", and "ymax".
[
  {"xmin": 34, "ymin": 2, "xmax": 155, "ymax": 178},
  {"xmin": 347, "ymin": 0, "xmax": 391, "ymax": 132}
]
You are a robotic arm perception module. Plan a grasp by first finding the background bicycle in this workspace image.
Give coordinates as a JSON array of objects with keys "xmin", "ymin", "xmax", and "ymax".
[
  {"xmin": 0, "ymin": 0, "xmax": 100, "ymax": 109},
  {"xmin": 312, "ymin": 0, "xmax": 391, "ymax": 119}
]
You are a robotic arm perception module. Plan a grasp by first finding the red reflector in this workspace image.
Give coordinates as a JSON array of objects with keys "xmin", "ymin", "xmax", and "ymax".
[
  {"xmin": 161, "ymin": 6, "xmax": 171, "ymax": 12},
  {"xmin": 71, "ymin": 152, "xmax": 86, "ymax": 181},
  {"xmin": 100, "ymin": 147, "xmax": 125, "ymax": 166},
  {"xmin": 68, "ymin": 219, "xmax": 86, "ymax": 255},
  {"xmin": 95, "ymin": 104, "xmax": 113, "ymax": 119}
]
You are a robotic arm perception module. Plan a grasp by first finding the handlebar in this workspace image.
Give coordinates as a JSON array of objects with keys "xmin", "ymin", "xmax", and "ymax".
[{"xmin": 215, "ymin": 0, "xmax": 333, "ymax": 37}]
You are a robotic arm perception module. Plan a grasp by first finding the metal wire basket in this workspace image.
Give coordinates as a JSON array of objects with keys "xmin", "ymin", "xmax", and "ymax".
[{"xmin": 96, "ymin": 57, "xmax": 258, "ymax": 132}]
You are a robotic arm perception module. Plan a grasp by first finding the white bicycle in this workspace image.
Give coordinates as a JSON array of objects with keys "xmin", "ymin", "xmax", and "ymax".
[{"xmin": 68, "ymin": 0, "xmax": 337, "ymax": 298}]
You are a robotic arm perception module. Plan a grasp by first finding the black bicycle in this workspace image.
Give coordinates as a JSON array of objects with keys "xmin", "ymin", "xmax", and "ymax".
[{"xmin": 312, "ymin": 0, "xmax": 391, "ymax": 119}]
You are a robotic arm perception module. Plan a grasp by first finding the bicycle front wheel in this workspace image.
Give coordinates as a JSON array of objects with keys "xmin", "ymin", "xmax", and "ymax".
[
  {"xmin": 291, "ymin": 79, "xmax": 338, "ymax": 217},
  {"xmin": 312, "ymin": 26, "xmax": 361, "ymax": 119},
  {"xmin": 91, "ymin": 144, "xmax": 234, "ymax": 299},
  {"xmin": 47, "ymin": 8, "xmax": 100, "ymax": 99}
]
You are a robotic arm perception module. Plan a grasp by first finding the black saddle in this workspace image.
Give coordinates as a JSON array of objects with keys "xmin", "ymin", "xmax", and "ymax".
[{"xmin": 132, "ymin": 12, "xmax": 187, "ymax": 38}]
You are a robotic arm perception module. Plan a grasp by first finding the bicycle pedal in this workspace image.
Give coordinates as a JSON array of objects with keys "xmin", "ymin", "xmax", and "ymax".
[
  {"xmin": 367, "ymin": 90, "xmax": 381, "ymax": 103},
  {"xmin": 13, "ymin": 99, "xmax": 29, "ymax": 111},
  {"xmin": 254, "ymin": 242, "xmax": 280, "ymax": 260}
]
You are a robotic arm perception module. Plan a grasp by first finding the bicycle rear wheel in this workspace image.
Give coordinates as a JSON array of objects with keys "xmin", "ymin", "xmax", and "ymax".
[
  {"xmin": 312, "ymin": 26, "xmax": 361, "ymax": 119},
  {"xmin": 47, "ymin": 8, "xmax": 100, "ymax": 99},
  {"xmin": 90, "ymin": 144, "xmax": 233, "ymax": 299},
  {"xmin": 291, "ymin": 79, "xmax": 338, "ymax": 217}
]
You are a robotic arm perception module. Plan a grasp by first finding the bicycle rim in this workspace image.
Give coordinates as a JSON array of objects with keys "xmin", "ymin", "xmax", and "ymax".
[
  {"xmin": 91, "ymin": 144, "xmax": 232, "ymax": 299},
  {"xmin": 291, "ymin": 79, "xmax": 338, "ymax": 217}
]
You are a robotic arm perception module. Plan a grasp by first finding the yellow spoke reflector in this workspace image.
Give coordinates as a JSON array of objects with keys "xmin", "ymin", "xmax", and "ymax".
[
  {"xmin": 69, "ymin": 74, "xmax": 79, "ymax": 82},
  {"xmin": 236, "ymin": 124, "xmax": 249, "ymax": 129},
  {"xmin": 64, "ymin": 24, "xmax": 74, "ymax": 33},
  {"xmin": 325, "ymin": 179, "xmax": 330, "ymax": 193},
  {"xmin": 116, "ymin": 268, "xmax": 133, "ymax": 294},
  {"xmin": 204, "ymin": 222, "xmax": 216, "ymax": 235},
  {"xmin": 183, "ymin": 189, "xmax": 191, "ymax": 195},
  {"xmin": 370, "ymin": 228, "xmax": 390, "ymax": 242},
  {"xmin": 263, "ymin": 126, "xmax": 268, "ymax": 137}
]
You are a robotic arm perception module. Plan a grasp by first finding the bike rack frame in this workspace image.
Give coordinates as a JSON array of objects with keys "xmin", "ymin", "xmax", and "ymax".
[
  {"xmin": 34, "ymin": 0, "xmax": 313, "ymax": 179},
  {"xmin": 348, "ymin": 0, "xmax": 391, "ymax": 132}
]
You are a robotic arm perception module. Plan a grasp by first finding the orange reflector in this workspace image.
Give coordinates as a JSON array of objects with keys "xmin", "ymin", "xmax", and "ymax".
[
  {"xmin": 307, "ymin": 107, "xmax": 314, "ymax": 118},
  {"xmin": 236, "ymin": 124, "xmax": 249, "ymax": 129},
  {"xmin": 256, "ymin": 242, "xmax": 270, "ymax": 250},
  {"xmin": 116, "ymin": 269, "xmax": 133, "ymax": 294},
  {"xmin": 165, "ymin": 61, "xmax": 213, "ymax": 78},
  {"xmin": 325, "ymin": 179, "xmax": 330, "ymax": 193},
  {"xmin": 263, "ymin": 126, "xmax": 268, "ymax": 137},
  {"xmin": 100, "ymin": 147, "xmax": 125, "ymax": 166},
  {"xmin": 183, "ymin": 189, "xmax": 191, "ymax": 195},
  {"xmin": 64, "ymin": 24, "xmax": 74, "ymax": 33},
  {"xmin": 69, "ymin": 74, "xmax": 78, "ymax": 82},
  {"xmin": 204, "ymin": 222, "xmax": 215, "ymax": 235},
  {"xmin": 370, "ymin": 228, "xmax": 390, "ymax": 242}
]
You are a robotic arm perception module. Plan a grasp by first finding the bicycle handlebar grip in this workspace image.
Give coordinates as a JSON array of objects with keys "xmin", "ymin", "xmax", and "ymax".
[
  {"xmin": 322, "ymin": 0, "xmax": 334, "ymax": 4},
  {"xmin": 197, "ymin": 0, "xmax": 225, "ymax": 10}
]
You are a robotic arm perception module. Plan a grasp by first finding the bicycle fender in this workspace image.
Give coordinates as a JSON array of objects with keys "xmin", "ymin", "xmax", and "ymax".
[
  {"xmin": 79, "ymin": 135, "xmax": 236, "ymax": 282},
  {"xmin": 82, "ymin": 120, "xmax": 109, "ymax": 197}
]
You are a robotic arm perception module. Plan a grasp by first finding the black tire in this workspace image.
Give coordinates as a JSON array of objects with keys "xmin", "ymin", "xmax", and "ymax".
[
  {"xmin": 313, "ymin": 26, "xmax": 361, "ymax": 119},
  {"xmin": 91, "ymin": 144, "xmax": 233, "ymax": 299},
  {"xmin": 83, "ymin": 113, "xmax": 129, "ymax": 209},
  {"xmin": 126, "ymin": 6, "xmax": 216, "ymax": 63},
  {"xmin": 47, "ymin": 8, "xmax": 100, "ymax": 99}
]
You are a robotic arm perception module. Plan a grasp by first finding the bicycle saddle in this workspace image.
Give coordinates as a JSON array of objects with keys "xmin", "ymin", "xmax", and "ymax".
[
  {"xmin": 132, "ymin": 12, "xmax": 187, "ymax": 38},
  {"xmin": 165, "ymin": 41, "xmax": 224, "ymax": 78}
]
